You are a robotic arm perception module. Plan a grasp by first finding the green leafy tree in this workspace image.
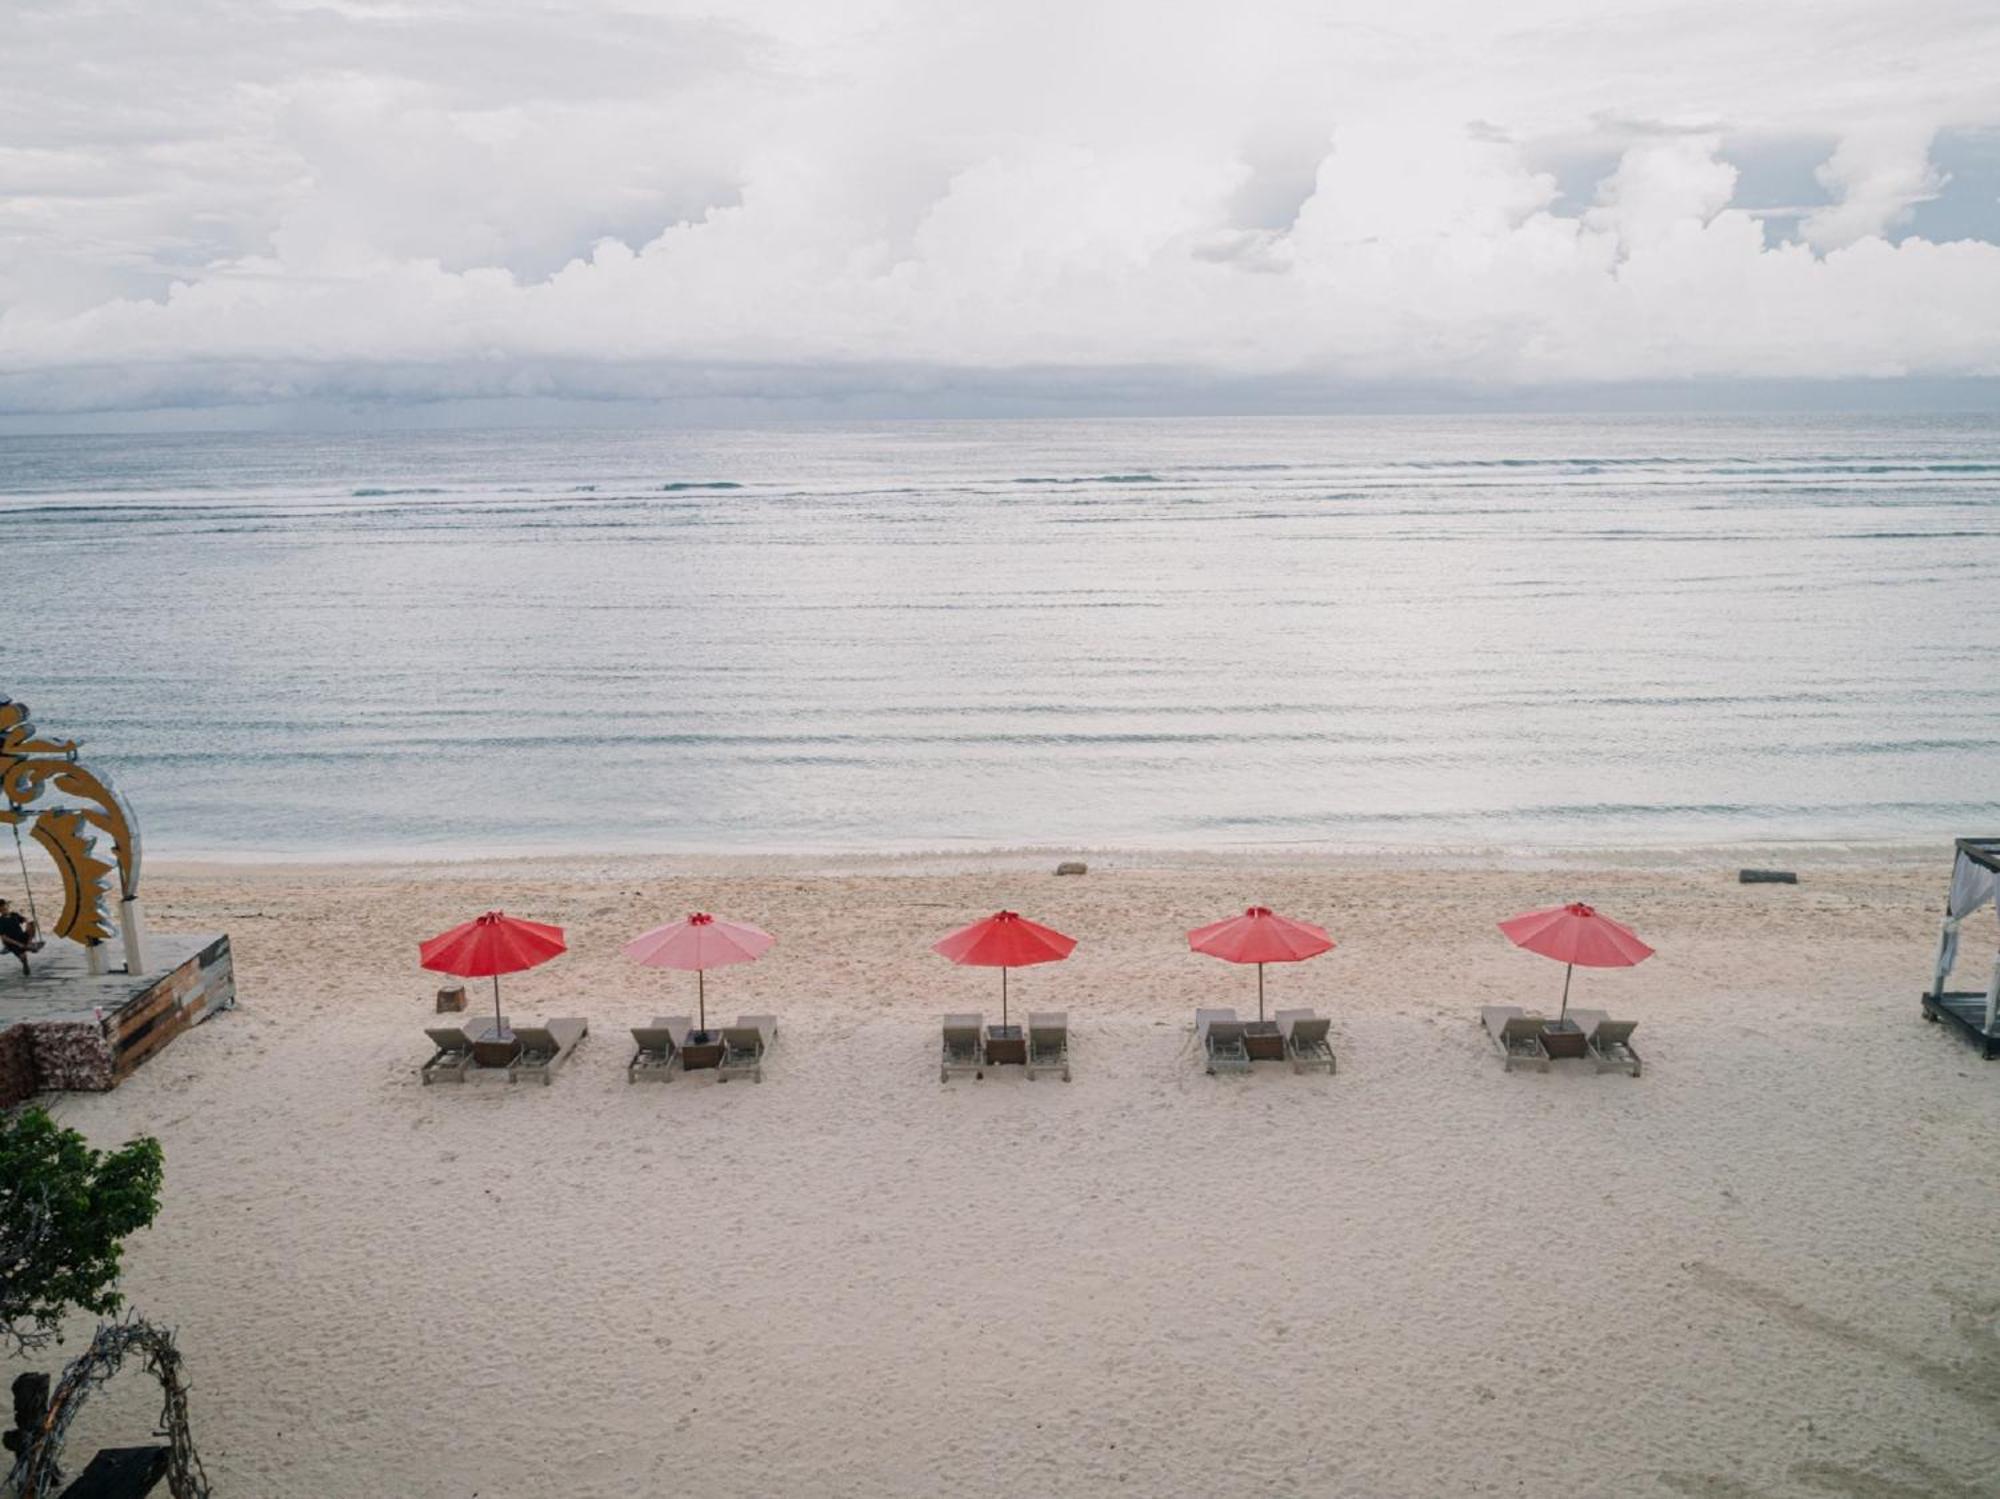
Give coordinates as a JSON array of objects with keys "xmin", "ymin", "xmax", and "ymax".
[{"xmin": 0, "ymin": 1108, "xmax": 163, "ymax": 1355}]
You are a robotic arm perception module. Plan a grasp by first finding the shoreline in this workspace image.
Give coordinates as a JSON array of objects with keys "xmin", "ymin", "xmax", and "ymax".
[{"xmin": 137, "ymin": 836, "xmax": 1959, "ymax": 881}]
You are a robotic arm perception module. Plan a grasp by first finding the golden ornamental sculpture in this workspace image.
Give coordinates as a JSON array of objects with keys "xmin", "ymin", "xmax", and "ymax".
[{"xmin": 1, "ymin": 695, "xmax": 147, "ymax": 973}]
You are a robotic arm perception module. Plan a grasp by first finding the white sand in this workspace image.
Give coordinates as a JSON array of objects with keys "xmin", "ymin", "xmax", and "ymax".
[{"xmin": 11, "ymin": 848, "xmax": 2000, "ymax": 1498}]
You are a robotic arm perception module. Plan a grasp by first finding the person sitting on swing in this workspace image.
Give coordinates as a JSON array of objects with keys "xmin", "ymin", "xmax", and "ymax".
[{"xmin": 0, "ymin": 897, "xmax": 42, "ymax": 976}]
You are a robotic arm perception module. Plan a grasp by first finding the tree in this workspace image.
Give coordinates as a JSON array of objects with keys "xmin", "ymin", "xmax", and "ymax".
[{"xmin": 0, "ymin": 1108, "xmax": 163, "ymax": 1356}]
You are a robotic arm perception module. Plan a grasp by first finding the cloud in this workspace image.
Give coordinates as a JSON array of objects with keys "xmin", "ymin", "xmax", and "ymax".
[
  {"xmin": 3, "ymin": 1, "xmax": 2000, "ymax": 414},
  {"xmin": 1802, "ymin": 123, "xmax": 1948, "ymax": 249}
]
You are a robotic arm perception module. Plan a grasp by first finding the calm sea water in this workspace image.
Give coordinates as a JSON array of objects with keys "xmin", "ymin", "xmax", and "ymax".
[{"xmin": 2, "ymin": 415, "xmax": 1997, "ymax": 858}]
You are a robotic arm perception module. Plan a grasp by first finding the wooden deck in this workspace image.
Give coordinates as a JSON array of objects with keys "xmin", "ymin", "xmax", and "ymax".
[{"xmin": 0, "ymin": 932, "xmax": 232, "ymax": 1101}]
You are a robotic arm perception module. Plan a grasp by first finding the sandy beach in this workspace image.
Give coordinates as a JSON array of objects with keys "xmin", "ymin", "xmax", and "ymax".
[{"xmin": 10, "ymin": 846, "xmax": 2000, "ymax": 1498}]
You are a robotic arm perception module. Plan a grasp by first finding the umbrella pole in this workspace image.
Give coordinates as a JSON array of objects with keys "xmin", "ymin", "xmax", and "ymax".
[
  {"xmin": 1559, "ymin": 962, "xmax": 1573, "ymax": 1024},
  {"xmin": 493, "ymin": 974, "xmax": 503, "ymax": 1036},
  {"xmin": 1258, "ymin": 962, "xmax": 1265, "ymax": 1023},
  {"xmin": 1001, "ymin": 967, "xmax": 1008, "ymax": 1029},
  {"xmin": 698, "ymin": 968, "xmax": 706, "ymax": 1033}
]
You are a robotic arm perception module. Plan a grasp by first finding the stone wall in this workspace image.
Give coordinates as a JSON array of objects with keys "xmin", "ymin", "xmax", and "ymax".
[
  {"xmin": 0, "ymin": 1024, "xmax": 33, "ymax": 1109},
  {"xmin": 32, "ymin": 1019, "xmax": 116, "ymax": 1092}
]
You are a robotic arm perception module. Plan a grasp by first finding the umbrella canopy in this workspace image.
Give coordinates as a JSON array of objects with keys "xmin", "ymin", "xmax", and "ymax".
[
  {"xmin": 1188, "ymin": 906, "xmax": 1334, "ymax": 1021},
  {"xmin": 624, "ymin": 912, "xmax": 775, "ymax": 970},
  {"xmin": 932, "ymin": 910, "xmax": 1076, "ymax": 1027},
  {"xmin": 623, "ymin": 912, "xmax": 774, "ymax": 1032},
  {"xmin": 1498, "ymin": 901, "xmax": 1653, "ymax": 1022},
  {"xmin": 419, "ymin": 910, "xmax": 566, "ymax": 1035},
  {"xmin": 1188, "ymin": 906, "xmax": 1333, "ymax": 965},
  {"xmin": 1499, "ymin": 902, "xmax": 1653, "ymax": 967}
]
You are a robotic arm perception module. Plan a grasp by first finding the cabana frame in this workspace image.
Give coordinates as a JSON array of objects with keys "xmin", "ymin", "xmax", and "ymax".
[{"xmin": 1922, "ymin": 837, "xmax": 2000, "ymax": 1058}]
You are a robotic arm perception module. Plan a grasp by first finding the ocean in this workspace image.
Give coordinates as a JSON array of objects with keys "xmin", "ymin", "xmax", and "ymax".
[{"xmin": 3, "ymin": 414, "xmax": 1997, "ymax": 859}]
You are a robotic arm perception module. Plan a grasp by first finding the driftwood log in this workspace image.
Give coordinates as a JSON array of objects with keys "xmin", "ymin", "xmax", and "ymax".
[{"xmin": 1738, "ymin": 869, "xmax": 1799, "ymax": 884}]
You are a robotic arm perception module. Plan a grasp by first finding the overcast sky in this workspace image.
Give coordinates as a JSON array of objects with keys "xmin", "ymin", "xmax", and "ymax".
[{"xmin": 5, "ymin": 0, "xmax": 2000, "ymax": 421}]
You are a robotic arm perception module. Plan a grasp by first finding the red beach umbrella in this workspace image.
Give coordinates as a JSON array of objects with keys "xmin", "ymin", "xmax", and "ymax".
[
  {"xmin": 1498, "ymin": 901, "xmax": 1654, "ymax": 1023},
  {"xmin": 419, "ymin": 910, "xmax": 567, "ymax": 1037},
  {"xmin": 1188, "ymin": 906, "xmax": 1335, "ymax": 1022},
  {"xmin": 623, "ymin": 912, "xmax": 774, "ymax": 1033},
  {"xmin": 932, "ymin": 910, "xmax": 1076, "ymax": 1029}
]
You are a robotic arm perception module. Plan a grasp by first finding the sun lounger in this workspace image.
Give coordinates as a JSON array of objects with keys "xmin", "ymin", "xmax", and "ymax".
[
  {"xmin": 717, "ymin": 1014, "xmax": 777, "ymax": 1083},
  {"xmin": 421, "ymin": 1023, "xmax": 483, "ymax": 1085},
  {"xmin": 1482, "ymin": 1005, "xmax": 1550, "ymax": 1073},
  {"xmin": 1196, "ymin": 1007, "xmax": 1251, "ymax": 1075},
  {"xmin": 1274, "ymin": 1008, "xmax": 1335, "ymax": 1075},
  {"xmin": 1026, "ymin": 1011, "xmax": 1071, "ymax": 1081},
  {"xmin": 941, "ymin": 1013, "xmax": 984, "ymax": 1082},
  {"xmin": 1569, "ymin": 1008, "xmax": 1642, "ymax": 1077},
  {"xmin": 628, "ymin": 1015, "xmax": 692, "ymax": 1083},
  {"xmin": 510, "ymin": 1018, "xmax": 588, "ymax": 1085}
]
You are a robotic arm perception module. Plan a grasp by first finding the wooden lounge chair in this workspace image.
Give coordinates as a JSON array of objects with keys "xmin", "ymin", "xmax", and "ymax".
[
  {"xmin": 1196, "ymin": 1007, "xmax": 1251, "ymax": 1075},
  {"xmin": 1569, "ymin": 1009, "xmax": 1642, "ymax": 1077},
  {"xmin": 717, "ymin": 1015, "xmax": 777, "ymax": 1083},
  {"xmin": 628, "ymin": 1015, "xmax": 692, "ymax": 1083},
  {"xmin": 421, "ymin": 1023, "xmax": 483, "ymax": 1085},
  {"xmin": 1275, "ymin": 1008, "xmax": 1335, "ymax": 1074},
  {"xmin": 1026, "ymin": 1011, "xmax": 1071, "ymax": 1081},
  {"xmin": 941, "ymin": 1013, "xmax": 984, "ymax": 1082},
  {"xmin": 510, "ymin": 1018, "xmax": 588, "ymax": 1085},
  {"xmin": 1482, "ymin": 1005, "xmax": 1550, "ymax": 1073}
]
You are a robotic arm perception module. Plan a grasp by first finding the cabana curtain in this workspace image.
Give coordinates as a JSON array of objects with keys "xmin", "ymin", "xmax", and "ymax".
[{"xmin": 1935, "ymin": 848, "xmax": 2000, "ymax": 987}]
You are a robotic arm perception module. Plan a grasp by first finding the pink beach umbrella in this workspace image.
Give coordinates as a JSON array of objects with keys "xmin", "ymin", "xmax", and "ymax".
[
  {"xmin": 1497, "ymin": 902, "xmax": 1653, "ymax": 1023},
  {"xmin": 623, "ymin": 912, "xmax": 775, "ymax": 1034},
  {"xmin": 1187, "ymin": 906, "xmax": 1335, "ymax": 1022}
]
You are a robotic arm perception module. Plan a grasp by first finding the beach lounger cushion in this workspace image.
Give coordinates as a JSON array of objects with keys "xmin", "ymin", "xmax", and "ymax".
[
  {"xmin": 421, "ymin": 1025, "xmax": 479, "ymax": 1085},
  {"xmin": 509, "ymin": 1017, "xmax": 588, "ymax": 1085},
  {"xmin": 717, "ymin": 1015, "xmax": 776, "ymax": 1083},
  {"xmin": 1482, "ymin": 1006, "xmax": 1551, "ymax": 1073},
  {"xmin": 628, "ymin": 1015, "xmax": 691, "ymax": 1083},
  {"xmin": 1197, "ymin": 1007, "xmax": 1251, "ymax": 1075},
  {"xmin": 1026, "ymin": 1010, "xmax": 1071, "ymax": 1081},
  {"xmin": 1275, "ymin": 1008, "xmax": 1335, "ymax": 1075},
  {"xmin": 941, "ymin": 1013, "xmax": 985, "ymax": 1082},
  {"xmin": 1570, "ymin": 1010, "xmax": 1642, "ymax": 1076}
]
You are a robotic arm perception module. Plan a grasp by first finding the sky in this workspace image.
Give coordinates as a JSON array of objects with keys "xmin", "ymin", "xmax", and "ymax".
[{"xmin": 4, "ymin": 0, "xmax": 2000, "ymax": 423}]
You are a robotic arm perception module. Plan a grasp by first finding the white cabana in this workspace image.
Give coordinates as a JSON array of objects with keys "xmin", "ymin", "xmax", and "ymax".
[{"xmin": 1924, "ymin": 837, "xmax": 2000, "ymax": 1057}]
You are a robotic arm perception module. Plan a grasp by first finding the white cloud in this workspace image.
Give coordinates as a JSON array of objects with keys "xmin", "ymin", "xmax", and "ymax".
[
  {"xmin": 1801, "ymin": 123, "xmax": 1947, "ymax": 250},
  {"xmin": 3, "ymin": 1, "xmax": 2000, "ymax": 413}
]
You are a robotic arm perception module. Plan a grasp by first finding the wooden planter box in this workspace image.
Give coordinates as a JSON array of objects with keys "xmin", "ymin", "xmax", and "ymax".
[
  {"xmin": 1541, "ymin": 1023, "xmax": 1589, "ymax": 1060},
  {"xmin": 1243, "ymin": 1021, "xmax": 1284, "ymax": 1061},
  {"xmin": 984, "ymin": 1025, "xmax": 1026, "ymax": 1065}
]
